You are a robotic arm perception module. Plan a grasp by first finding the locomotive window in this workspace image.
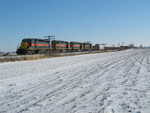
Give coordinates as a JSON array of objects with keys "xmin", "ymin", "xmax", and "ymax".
[
  {"xmin": 27, "ymin": 40, "xmax": 31, "ymax": 43},
  {"xmin": 22, "ymin": 40, "xmax": 26, "ymax": 42},
  {"xmin": 22, "ymin": 39, "xmax": 31, "ymax": 43}
]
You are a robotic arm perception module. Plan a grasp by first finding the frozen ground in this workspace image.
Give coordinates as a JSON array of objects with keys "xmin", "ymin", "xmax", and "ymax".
[{"xmin": 0, "ymin": 49, "xmax": 150, "ymax": 113}]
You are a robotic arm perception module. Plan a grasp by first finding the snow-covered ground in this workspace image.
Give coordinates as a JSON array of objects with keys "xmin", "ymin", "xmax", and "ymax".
[{"xmin": 0, "ymin": 49, "xmax": 150, "ymax": 113}]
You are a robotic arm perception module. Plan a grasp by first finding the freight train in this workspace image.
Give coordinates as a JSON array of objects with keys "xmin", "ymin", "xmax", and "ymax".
[
  {"xmin": 16, "ymin": 38, "xmax": 126, "ymax": 55},
  {"xmin": 16, "ymin": 38, "xmax": 92, "ymax": 55}
]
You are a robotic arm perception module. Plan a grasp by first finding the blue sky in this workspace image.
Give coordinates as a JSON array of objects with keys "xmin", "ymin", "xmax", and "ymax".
[{"xmin": 0, "ymin": 0, "xmax": 150, "ymax": 52}]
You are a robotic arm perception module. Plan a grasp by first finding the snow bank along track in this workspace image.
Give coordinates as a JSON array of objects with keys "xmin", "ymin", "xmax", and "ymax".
[{"xmin": 0, "ymin": 49, "xmax": 150, "ymax": 113}]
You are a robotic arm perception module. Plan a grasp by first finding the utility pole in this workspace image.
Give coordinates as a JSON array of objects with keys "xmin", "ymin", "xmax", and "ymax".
[
  {"xmin": 113, "ymin": 44, "xmax": 115, "ymax": 51},
  {"xmin": 86, "ymin": 41, "xmax": 91, "ymax": 52},
  {"xmin": 122, "ymin": 42, "xmax": 124, "ymax": 46},
  {"xmin": 122, "ymin": 42, "xmax": 124, "ymax": 50},
  {"xmin": 44, "ymin": 35, "xmax": 55, "ymax": 57}
]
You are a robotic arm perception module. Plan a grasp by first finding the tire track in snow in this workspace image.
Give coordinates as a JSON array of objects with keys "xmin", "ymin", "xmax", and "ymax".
[
  {"xmin": 28, "ymin": 54, "xmax": 135, "ymax": 113},
  {"xmin": 0, "ymin": 49, "xmax": 150, "ymax": 113},
  {"xmin": 0, "ymin": 53, "xmax": 129, "ymax": 113}
]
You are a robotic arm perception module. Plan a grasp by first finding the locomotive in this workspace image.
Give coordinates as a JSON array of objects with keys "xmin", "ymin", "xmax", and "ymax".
[{"xmin": 16, "ymin": 38, "xmax": 92, "ymax": 55}]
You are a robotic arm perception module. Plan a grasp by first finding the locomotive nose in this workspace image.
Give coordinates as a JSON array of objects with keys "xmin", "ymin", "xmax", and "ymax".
[{"xmin": 21, "ymin": 42, "xmax": 29, "ymax": 49}]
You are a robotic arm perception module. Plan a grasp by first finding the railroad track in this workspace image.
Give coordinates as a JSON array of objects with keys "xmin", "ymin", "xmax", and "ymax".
[{"xmin": 0, "ymin": 50, "xmax": 121, "ymax": 63}]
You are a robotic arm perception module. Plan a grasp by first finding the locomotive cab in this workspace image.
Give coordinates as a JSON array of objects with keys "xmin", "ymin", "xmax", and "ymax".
[
  {"xmin": 16, "ymin": 39, "xmax": 30, "ymax": 55},
  {"xmin": 21, "ymin": 39, "xmax": 31, "ymax": 49}
]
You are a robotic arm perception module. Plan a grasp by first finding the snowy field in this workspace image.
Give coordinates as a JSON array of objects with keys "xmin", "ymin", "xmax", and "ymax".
[{"xmin": 0, "ymin": 49, "xmax": 150, "ymax": 113}]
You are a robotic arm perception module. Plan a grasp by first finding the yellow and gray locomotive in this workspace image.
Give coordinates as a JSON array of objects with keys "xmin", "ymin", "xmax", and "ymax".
[{"xmin": 16, "ymin": 38, "xmax": 49, "ymax": 55}]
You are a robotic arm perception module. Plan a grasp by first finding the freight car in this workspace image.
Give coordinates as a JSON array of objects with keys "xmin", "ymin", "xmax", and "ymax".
[
  {"xmin": 16, "ymin": 38, "xmax": 93, "ymax": 55},
  {"xmin": 105, "ymin": 46, "xmax": 121, "ymax": 51}
]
